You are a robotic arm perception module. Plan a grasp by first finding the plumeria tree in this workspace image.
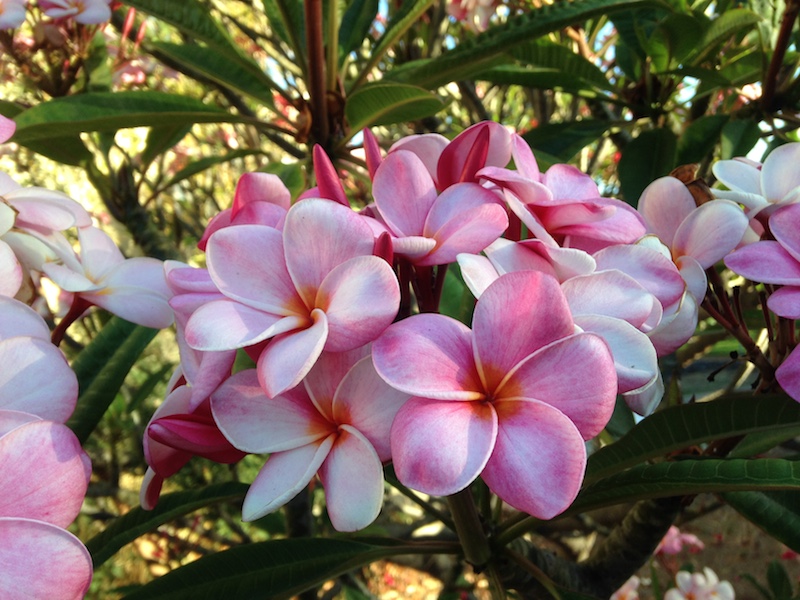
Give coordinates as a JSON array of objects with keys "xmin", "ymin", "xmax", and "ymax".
[{"xmin": 3, "ymin": 0, "xmax": 800, "ymax": 598}]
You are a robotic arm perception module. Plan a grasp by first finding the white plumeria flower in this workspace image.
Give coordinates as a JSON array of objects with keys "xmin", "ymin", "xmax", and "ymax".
[{"xmin": 665, "ymin": 567, "xmax": 735, "ymax": 600}]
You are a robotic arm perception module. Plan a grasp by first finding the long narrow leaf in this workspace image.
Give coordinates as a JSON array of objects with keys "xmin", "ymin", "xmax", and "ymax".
[
  {"xmin": 67, "ymin": 318, "xmax": 158, "ymax": 443},
  {"xmin": 585, "ymin": 394, "xmax": 800, "ymax": 484},
  {"xmin": 724, "ymin": 490, "xmax": 800, "ymax": 552},
  {"xmin": 345, "ymin": 82, "xmax": 446, "ymax": 134},
  {"xmin": 88, "ymin": 482, "xmax": 249, "ymax": 568}
]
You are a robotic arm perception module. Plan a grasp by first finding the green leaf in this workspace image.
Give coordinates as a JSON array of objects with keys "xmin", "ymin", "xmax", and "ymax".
[
  {"xmin": 161, "ymin": 148, "xmax": 265, "ymax": 190},
  {"xmin": 87, "ymin": 482, "xmax": 249, "ymax": 568},
  {"xmin": 509, "ymin": 39, "xmax": 613, "ymax": 92},
  {"xmin": 617, "ymin": 127, "xmax": 677, "ymax": 204},
  {"xmin": 522, "ymin": 120, "xmax": 610, "ymax": 162},
  {"xmin": 339, "ymin": 0, "xmax": 379, "ymax": 60},
  {"xmin": 121, "ymin": 538, "xmax": 457, "ymax": 600},
  {"xmin": 262, "ymin": 0, "xmax": 305, "ymax": 58},
  {"xmin": 585, "ymin": 393, "xmax": 800, "ymax": 484},
  {"xmin": 768, "ymin": 559, "xmax": 795, "ymax": 599},
  {"xmin": 439, "ymin": 265, "xmax": 475, "ymax": 325},
  {"xmin": 687, "ymin": 8, "xmax": 762, "ymax": 65},
  {"xmin": 67, "ymin": 318, "xmax": 158, "ymax": 444},
  {"xmin": 345, "ymin": 82, "xmax": 445, "ymax": 133},
  {"xmin": 140, "ymin": 124, "xmax": 193, "ymax": 168},
  {"xmin": 123, "ymin": 0, "xmax": 242, "ymax": 59},
  {"xmin": 149, "ymin": 42, "xmax": 278, "ymax": 108},
  {"xmin": 724, "ymin": 491, "xmax": 800, "ymax": 553},
  {"xmin": 677, "ymin": 114, "xmax": 729, "ymax": 165},
  {"xmin": 387, "ymin": 0, "xmax": 660, "ymax": 89},
  {"xmin": 476, "ymin": 66, "xmax": 608, "ymax": 96},
  {"xmin": 571, "ymin": 458, "xmax": 800, "ymax": 515},
  {"xmin": 721, "ymin": 119, "xmax": 761, "ymax": 159},
  {"xmin": 12, "ymin": 92, "xmax": 249, "ymax": 144},
  {"xmin": 659, "ymin": 13, "xmax": 707, "ymax": 66}
]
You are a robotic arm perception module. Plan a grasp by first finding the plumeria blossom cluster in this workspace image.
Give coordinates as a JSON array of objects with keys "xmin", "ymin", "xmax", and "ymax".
[
  {"xmin": 142, "ymin": 120, "xmax": 773, "ymax": 533},
  {"xmin": 0, "ymin": 0, "xmax": 114, "ymax": 29}
]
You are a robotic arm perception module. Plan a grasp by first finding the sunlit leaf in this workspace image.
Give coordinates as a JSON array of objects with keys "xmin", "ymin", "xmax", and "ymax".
[
  {"xmin": 339, "ymin": 0, "xmax": 380, "ymax": 60},
  {"xmin": 345, "ymin": 82, "xmax": 445, "ymax": 133},
  {"xmin": 509, "ymin": 39, "xmax": 613, "ymax": 91},
  {"xmin": 687, "ymin": 8, "xmax": 762, "ymax": 65}
]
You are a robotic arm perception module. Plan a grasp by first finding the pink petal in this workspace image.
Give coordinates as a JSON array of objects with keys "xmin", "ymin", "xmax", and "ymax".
[
  {"xmin": 673, "ymin": 200, "xmax": 748, "ymax": 267},
  {"xmin": 207, "ymin": 225, "xmax": 305, "ymax": 315},
  {"xmin": 390, "ymin": 397, "xmax": 497, "ymax": 496},
  {"xmin": 242, "ymin": 436, "xmax": 335, "ymax": 521},
  {"xmin": 6, "ymin": 187, "xmax": 91, "ymax": 231},
  {"xmin": 473, "ymin": 271, "xmax": 573, "ymax": 393},
  {"xmin": 712, "ymin": 158, "xmax": 762, "ymax": 194},
  {"xmin": 185, "ymin": 299, "xmax": 291, "ymax": 350},
  {"xmin": 303, "ymin": 347, "xmax": 371, "ymax": 422},
  {"xmin": 0, "ymin": 421, "xmax": 90, "ymax": 527},
  {"xmin": 499, "ymin": 333, "xmax": 616, "ymax": 438},
  {"xmin": 457, "ymin": 252, "xmax": 501, "ymax": 298},
  {"xmin": 0, "ymin": 410, "xmax": 41, "ymax": 437},
  {"xmin": 562, "ymin": 271, "xmax": 658, "ymax": 329},
  {"xmin": 509, "ymin": 133, "xmax": 540, "ymax": 180},
  {"xmin": 0, "ymin": 296, "xmax": 50, "ymax": 340},
  {"xmin": 777, "ymin": 346, "xmax": 800, "ymax": 402},
  {"xmin": 637, "ymin": 177, "xmax": 695, "ymax": 246},
  {"xmin": 725, "ymin": 241, "xmax": 800, "ymax": 284},
  {"xmin": 212, "ymin": 369, "xmax": 331, "ymax": 453},
  {"xmin": 143, "ymin": 386, "xmax": 193, "ymax": 478},
  {"xmin": 373, "ymin": 151, "xmax": 438, "ymax": 236},
  {"xmin": 140, "ymin": 467, "xmax": 165, "ymax": 510},
  {"xmin": 317, "ymin": 256, "xmax": 399, "ymax": 352},
  {"xmin": 389, "ymin": 133, "xmax": 449, "ymax": 185},
  {"xmin": 0, "ymin": 115, "xmax": 14, "ymax": 144},
  {"xmin": 41, "ymin": 262, "xmax": 99, "ymax": 293},
  {"xmin": 148, "ymin": 413, "xmax": 245, "ymax": 462},
  {"xmin": 623, "ymin": 373, "xmax": 664, "ymax": 416},
  {"xmin": 482, "ymin": 398, "xmax": 586, "ymax": 519},
  {"xmin": 771, "ymin": 203, "xmax": 800, "ymax": 263},
  {"xmin": 332, "ymin": 356, "xmax": 409, "ymax": 461},
  {"xmin": 0, "ymin": 518, "xmax": 92, "ymax": 600},
  {"xmin": 363, "ymin": 128, "xmax": 383, "ymax": 178},
  {"xmin": 257, "ymin": 309, "xmax": 329, "ymax": 397},
  {"xmin": 319, "ymin": 425, "xmax": 384, "ymax": 531},
  {"xmin": 762, "ymin": 144, "xmax": 800, "ymax": 202},
  {"xmin": 484, "ymin": 238, "xmax": 559, "ymax": 279},
  {"xmin": 767, "ymin": 286, "xmax": 800, "ymax": 319},
  {"xmin": 232, "ymin": 172, "xmax": 291, "ymax": 215},
  {"xmin": 0, "ymin": 242, "xmax": 22, "ymax": 298},
  {"xmin": 312, "ymin": 146, "xmax": 349, "ymax": 206},
  {"xmin": 676, "ymin": 255, "xmax": 708, "ymax": 302},
  {"xmin": 648, "ymin": 292, "xmax": 698, "ymax": 356},
  {"xmin": 372, "ymin": 314, "xmax": 483, "ymax": 400},
  {"xmin": 77, "ymin": 226, "xmax": 124, "ymax": 279},
  {"xmin": 438, "ymin": 122, "xmax": 511, "ymax": 188},
  {"xmin": 0, "ymin": 337, "xmax": 78, "ymax": 422},
  {"xmin": 542, "ymin": 164, "xmax": 599, "ymax": 201}
]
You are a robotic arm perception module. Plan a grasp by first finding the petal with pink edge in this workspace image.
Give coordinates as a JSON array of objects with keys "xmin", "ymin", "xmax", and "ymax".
[
  {"xmin": 283, "ymin": 199, "xmax": 375, "ymax": 307},
  {"xmin": 767, "ymin": 286, "xmax": 800, "ymax": 319},
  {"xmin": 212, "ymin": 369, "xmax": 331, "ymax": 453},
  {"xmin": 372, "ymin": 314, "xmax": 483, "ymax": 400},
  {"xmin": 0, "ymin": 518, "xmax": 92, "ymax": 600},
  {"xmin": 242, "ymin": 436, "xmax": 335, "ymax": 521},
  {"xmin": 317, "ymin": 256, "xmax": 399, "ymax": 352},
  {"xmin": 0, "ymin": 337, "xmax": 77, "ymax": 422},
  {"xmin": 473, "ymin": 271, "xmax": 573, "ymax": 393},
  {"xmin": 389, "ymin": 133, "xmax": 449, "ymax": 184},
  {"xmin": 232, "ymin": 172, "xmax": 291, "ymax": 215},
  {"xmin": 390, "ymin": 397, "xmax": 497, "ymax": 496},
  {"xmin": 319, "ymin": 425, "xmax": 384, "ymax": 531},
  {"xmin": 482, "ymin": 398, "xmax": 585, "ymax": 519},
  {"xmin": 777, "ymin": 346, "xmax": 800, "ymax": 402},
  {"xmin": 637, "ymin": 177, "xmax": 695, "ymax": 246},
  {"xmin": 185, "ymin": 299, "xmax": 292, "ymax": 351},
  {"xmin": 392, "ymin": 235, "xmax": 437, "ymax": 259},
  {"xmin": 0, "ymin": 421, "xmax": 90, "ymax": 527},
  {"xmin": 771, "ymin": 204, "xmax": 800, "ymax": 263},
  {"xmin": 673, "ymin": 200, "xmax": 748, "ymax": 268},
  {"xmin": 333, "ymin": 356, "xmax": 409, "ymax": 461},
  {"xmin": 373, "ymin": 151, "xmax": 438, "ymax": 236},
  {"xmin": 257, "ymin": 309, "xmax": 329, "ymax": 397},
  {"xmin": 207, "ymin": 225, "xmax": 305, "ymax": 315},
  {"xmin": 438, "ymin": 122, "xmax": 511, "ymax": 189},
  {"xmin": 762, "ymin": 144, "xmax": 800, "ymax": 203},
  {"xmin": 726, "ymin": 241, "xmax": 800, "ymax": 284},
  {"xmin": 498, "ymin": 333, "xmax": 616, "ymax": 439}
]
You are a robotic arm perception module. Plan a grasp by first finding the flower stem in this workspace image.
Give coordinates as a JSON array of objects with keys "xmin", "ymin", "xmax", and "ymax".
[{"xmin": 446, "ymin": 488, "xmax": 492, "ymax": 569}]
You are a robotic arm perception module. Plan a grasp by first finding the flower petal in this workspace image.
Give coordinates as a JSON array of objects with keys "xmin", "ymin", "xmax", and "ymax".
[
  {"xmin": 562, "ymin": 270, "xmax": 658, "ymax": 329},
  {"xmin": 673, "ymin": 200, "xmax": 748, "ymax": 267},
  {"xmin": 242, "ymin": 436, "xmax": 335, "ymax": 521},
  {"xmin": 373, "ymin": 151, "xmax": 438, "ymax": 236},
  {"xmin": 637, "ymin": 177, "xmax": 696, "ymax": 246},
  {"xmin": 390, "ymin": 397, "xmax": 497, "ymax": 496},
  {"xmin": 319, "ymin": 425, "xmax": 384, "ymax": 531},
  {"xmin": 726, "ymin": 241, "xmax": 800, "ymax": 284},
  {"xmin": 0, "ymin": 296, "xmax": 50, "ymax": 340},
  {"xmin": 768, "ymin": 286, "xmax": 800, "ymax": 319},
  {"xmin": 482, "ymin": 398, "xmax": 585, "ymax": 519},
  {"xmin": 304, "ymin": 347, "xmax": 371, "ymax": 422},
  {"xmin": 771, "ymin": 203, "xmax": 800, "ymax": 263},
  {"xmin": 762, "ymin": 144, "xmax": 800, "ymax": 202},
  {"xmin": 777, "ymin": 346, "xmax": 800, "ymax": 402},
  {"xmin": 372, "ymin": 314, "xmax": 483, "ymax": 400},
  {"xmin": 185, "ymin": 299, "xmax": 290, "ymax": 351}
]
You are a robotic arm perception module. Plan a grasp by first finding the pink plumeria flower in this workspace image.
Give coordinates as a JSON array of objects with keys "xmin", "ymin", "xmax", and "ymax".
[
  {"xmin": 42, "ymin": 225, "xmax": 174, "ymax": 330},
  {"xmin": 185, "ymin": 198, "xmax": 400, "ymax": 397},
  {"xmin": 713, "ymin": 143, "xmax": 800, "ymax": 220},
  {"xmin": 373, "ymin": 271, "xmax": 617, "ymax": 518},
  {"xmin": 480, "ymin": 135, "xmax": 646, "ymax": 252},
  {"xmin": 211, "ymin": 349, "xmax": 410, "ymax": 531},
  {"xmin": 0, "ymin": 296, "xmax": 78, "ymax": 422},
  {"xmin": 656, "ymin": 525, "xmax": 705, "ymax": 555},
  {"xmin": 665, "ymin": 567, "xmax": 734, "ymax": 600},
  {"xmin": 0, "ymin": 0, "xmax": 26, "ymax": 29},
  {"xmin": 40, "ymin": 0, "xmax": 112, "ymax": 24},
  {"xmin": 0, "ymin": 202, "xmax": 23, "ymax": 297},
  {"xmin": 611, "ymin": 576, "xmax": 640, "ymax": 600},
  {"xmin": 0, "ymin": 412, "xmax": 93, "ymax": 600},
  {"xmin": 198, "ymin": 172, "xmax": 290, "ymax": 251},
  {"xmin": 637, "ymin": 176, "xmax": 748, "ymax": 301},
  {"xmin": 725, "ymin": 203, "xmax": 800, "ymax": 400},
  {"xmin": 371, "ymin": 149, "xmax": 508, "ymax": 265},
  {"xmin": 0, "ymin": 114, "xmax": 14, "ymax": 141}
]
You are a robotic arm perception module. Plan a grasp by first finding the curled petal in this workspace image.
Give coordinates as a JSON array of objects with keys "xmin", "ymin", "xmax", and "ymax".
[
  {"xmin": 373, "ymin": 314, "xmax": 483, "ymax": 400},
  {"xmin": 0, "ymin": 518, "xmax": 92, "ymax": 600},
  {"xmin": 319, "ymin": 425, "xmax": 384, "ymax": 531},
  {"xmin": 482, "ymin": 398, "xmax": 585, "ymax": 519},
  {"xmin": 242, "ymin": 436, "xmax": 335, "ymax": 521},
  {"xmin": 648, "ymin": 292, "xmax": 698, "ymax": 356},
  {"xmin": 623, "ymin": 372, "xmax": 665, "ymax": 416},
  {"xmin": 390, "ymin": 397, "xmax": 497, "ymax": 496},
  {"xmin": 317, "ymin": 256, "xmax": 399, "ymax": 352},
  {"xmin": 676, "ymin": 255, "xmax": 707, "ymax": 302}
]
